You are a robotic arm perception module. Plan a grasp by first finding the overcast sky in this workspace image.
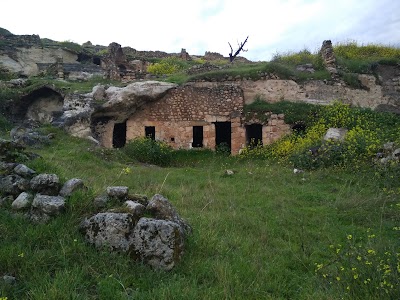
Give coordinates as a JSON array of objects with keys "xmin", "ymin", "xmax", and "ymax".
[{"xmin": 2, "ymin": 0, "xmax": 400, "ymax": 61}]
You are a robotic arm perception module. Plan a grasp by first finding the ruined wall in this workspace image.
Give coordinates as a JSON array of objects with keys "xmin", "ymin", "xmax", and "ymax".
[
  {"xmin": 238, "ymin": 73, "xmax": 399, "ymax": 109},
  {"xmin": 126, "ymin": 83, "xmax": 245, "ymax": 154},
  {"xmin": 124, "ymin": 83, "xmax": 290, "ymax": 154}
]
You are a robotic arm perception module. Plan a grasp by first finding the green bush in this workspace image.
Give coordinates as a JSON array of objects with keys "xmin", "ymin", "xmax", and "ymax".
[
  {"xmin": 244, "ymin": 99, "xmax": 320, "ymax": 126},
  {"xmin": 0, "ymin": 114, "xmax": 12, "ymax": 134},
  {"xmin": 147, "ymin": 57, "xmax": 186, "ymax": 76},
  {"xmin": 123, "ymin": 137, "xmax": 173, "ymax": 167},
  {"xmin": 334, "ymin": 42, "xmax": 400, "ymax": 60},
  {"xmin": 241, "ymin": 101, "xmax": 400, "ymax": 170},
  {"xmin": 59, "ymin": 40, "xmax": 83, "ymax": 53},
  {"xmin": 272, "ymin": 49, "xmax": 325, "ymax": 70}
]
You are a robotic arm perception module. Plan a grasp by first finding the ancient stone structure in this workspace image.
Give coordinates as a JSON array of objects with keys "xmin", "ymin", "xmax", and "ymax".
[
  {"xmin": 179, "ymin": 48, "xmax": 190, "ymax": 60},
  {"xmin": 320, "ymin": 40, "xmax": 337, "ymax": 75},
  {"xmin": 0, "ymin": 138, "xmax": 190, "ymax": 270},
  {"xmin": 101, "ymin": 42, "xmax": 134, "ymax": 81},
  {"xmin": 122, "ymin": 83, "xmax": 289, "ymax": 154}
]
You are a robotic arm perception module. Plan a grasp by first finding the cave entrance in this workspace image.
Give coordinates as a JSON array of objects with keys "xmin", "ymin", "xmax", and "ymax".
[
  {"xmin": 93, "ymin": 57, "xmax": 101, "ymax": 65},
  {"xmin": 145, "ymin": 126, "xmax": 155, "ymax": 140},
  {"xmin": 246, "ymin": 124, "xmax": 263, "ymax": 147},
  {"xmin": 214, "ymin": 122, "xmax": 231, "ymax": 151},
  {"xmin": 20, "ymin": 87, "xmax": 64, "ymax": 123},
  {"xmin": 192, "ymin": 126, "xmax": 203, "ymax": 148},
  {"xmin": 112, "ymin": 121, "xmax": 127, "ymax": 148}
]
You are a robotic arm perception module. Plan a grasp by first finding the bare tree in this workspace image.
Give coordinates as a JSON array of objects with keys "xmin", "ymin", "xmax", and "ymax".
[{"xmin": 228, "ymin": 36, "xmax": 249, "ymax": 62}]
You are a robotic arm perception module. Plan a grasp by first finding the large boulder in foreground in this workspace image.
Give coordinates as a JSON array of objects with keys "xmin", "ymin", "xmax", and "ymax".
[
  {"xmin": 80, "ymin": 194, "xmax": 190, "ymax": 270},
  {"xmin": 80, "ymin": 213, "xmax": 137, "ymax": 252},
  {"xmin": 132, "ymin": 218, "xmax": 185, "ymax": 271},
  {"xmin": 30, "ymin": 173, "xmax": 60, "ymax": 196}
]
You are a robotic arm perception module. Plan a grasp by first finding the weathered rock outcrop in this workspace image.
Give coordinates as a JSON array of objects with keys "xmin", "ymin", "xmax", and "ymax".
[
  {"xmin": 97, "ymin": 81, "xmax": 178, "ymax": 120},
  {"xmin": 238, "ymin": 75, "xmax": 396, "ymax": 109},
  {"xmin": 0, "ymin": 41, "xmax": 79, "ymax": 77},
  {"xmin": 80, "ymin": 193, "xmax": 191, "ymax": 270},
  {"xmin": 59, "ymin": 81, "xmax": 177, "ymax": 140}
]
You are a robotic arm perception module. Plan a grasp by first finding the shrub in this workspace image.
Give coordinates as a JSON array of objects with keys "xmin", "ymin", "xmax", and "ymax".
[
  {"xmin": 244, "ymin": 99, "xmax": 320, "ymax": 126},
  {"xmin": 123, "ymin": 137, "xmax": 173, "ymax": 167},
  {"xmin": 147, "ymin": 57, "xmax": 186, "ymax": 76},
  {"xmin": 59, "ymin": 40, "xmax": 83, "ymax": 53},
  {"xmin": 272, "ymin": 49, "xmax": 324, "ymax": 69},
  {"xmin": 334, "ymin": 41, "xmax": 400, "ymax": 60},
  {"xmin": 0, "ymin": 114, "xmax": 12, "ymax": 134},
  {"xmin": 315, "ymin": 230, "xmax": 400, "ymax": 299},
  {"xmin": 242, "ymin": 101, "xmax": 400, "ymax": 170}
]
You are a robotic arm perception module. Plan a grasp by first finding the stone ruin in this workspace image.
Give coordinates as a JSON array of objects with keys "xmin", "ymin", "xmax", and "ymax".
[
  {"xmin": 0, "ymin": 138, "xmax": 191, "ymax": 270},
  {"xmin": 320, "ymin": 40, "xmax": 337, "ymax": 76}
]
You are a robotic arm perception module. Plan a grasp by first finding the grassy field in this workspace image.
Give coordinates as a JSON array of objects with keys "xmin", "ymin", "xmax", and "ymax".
[
  {"xmin": 1, "ymin": 38, "xmax": 400, "ymax": 299},
  {"xmin": 1, "ymin": 128, "xmax": 399, "ymax": 299}
]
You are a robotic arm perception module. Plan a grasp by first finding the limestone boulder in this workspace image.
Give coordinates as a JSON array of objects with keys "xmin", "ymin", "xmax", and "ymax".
[
  {"xmin": 61, "ymin": 93, "xmax": 95, "ymax": 139},
  {"xmin": 31, "ymin": 194, "xmax": 66, "ymax": 216},
  {"xmin": 146, "ymin": 194, "xmax": 192, "ymax": 236},
  {"xmin": 124, "ymin": 200, "xmax": 146, "ymax": 217},
  {"xmin": 323, "ymin": 128, "xmax": 348, "ymax": 142},
  {"xmin": 13, "ymin": 164, "xmax": 36, "ymax": 178},
  {"xmin": 132, "ymin": 218, "xmax": 185, "ymax": 271},
  {"xmin": 9, "ymin": 127, "xmax": 51, "ymax": 147},
  {"xmin": 93, "ymin": 194, "xmax": 109, "ymax": 208},
  {"xmin": 0, "ymin": 174, "xmax": 30, "ymax": 196},
  {"xmin": 80, "ymin": 213, "xmax": 137, "ymax": 252},
  {"xmin": 91, "ymin": 84, "xmax": 106, "ymax": 101},
  {"xmin": 0, "ymin": 162, "xmax": 17, "ymax": 174},
  {"xmin": 11, "ymin": 192, "xmax": 33, "ymax": 210},
  {"xmin": 30, "ymin": 173, "xmax": 60, "ymax": 196},
  {"xmin": 59, "ymin": 178, "xmax": 86, "ymax": 197},
  {"xmin": 106, "ymin": 186, "xmax": 129, "ymax": 199}
]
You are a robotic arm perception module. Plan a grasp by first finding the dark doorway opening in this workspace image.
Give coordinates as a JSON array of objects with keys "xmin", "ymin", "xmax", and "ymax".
[
  {"xmin": 246, "ymin": 124, "xmax": 263, "ymax": 147},
  {"xmin": 145, "ymin": 126, "xmax": 155, "ymax": 140},
  {"xmin": 118, "ymin": 64, "xmax": 127, "ymax": 76},
  {"xmin": 214, "ymin": 122, "xmax": 231, "ymax": 150},
  {"xmin": 192, "ymin": 126, "xmax": 203, "ymax": 148},
  {"xmin": 93, "ymin": 57, "xmax": 101, "ymax": 65},
  {"xmin": 113, "ymin": 121, "xmax": 127, "ymax": 148}
]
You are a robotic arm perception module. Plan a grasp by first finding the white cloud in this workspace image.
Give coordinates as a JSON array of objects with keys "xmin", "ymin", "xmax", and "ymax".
[{"xmin": 1, "ymin": 0, "xmax": 399, "ymax": 61}]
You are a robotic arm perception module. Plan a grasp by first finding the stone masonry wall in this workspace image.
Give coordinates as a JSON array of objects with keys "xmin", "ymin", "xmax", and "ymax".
[
  {"xmin": 238, "ymin": 75, "xmax": 398, "ymax": 109},
  {"xmin": 125, "ymin": 83, "xmax": 290, "ymax": 154},
  {"xmin": 126, "ymin": 83, "xmax": 245, "ymax": 154}
]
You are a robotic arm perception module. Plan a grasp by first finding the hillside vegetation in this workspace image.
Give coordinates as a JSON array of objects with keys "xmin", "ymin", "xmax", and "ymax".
[
  {"xmin": 160, "ymin": 42, "xmax": 400, "ymax": 84},
  {"xmin": 1, "ymin": 101, "xmax": 400, "ymax": 299},
  {"xmin": 1, "ymin": 39, "xmax": 400, "ymax": 299}
]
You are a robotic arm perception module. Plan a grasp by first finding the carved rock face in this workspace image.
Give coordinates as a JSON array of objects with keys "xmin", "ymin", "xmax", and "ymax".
[{"xmin": 94, "ymin": 81, "xmax": 177, "ymax": 121}]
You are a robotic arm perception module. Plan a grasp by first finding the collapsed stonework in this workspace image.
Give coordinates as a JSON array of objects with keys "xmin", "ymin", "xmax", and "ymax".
[{"xmin": 0, "ymin": 139, "xmax": 191, "ymax": 270}]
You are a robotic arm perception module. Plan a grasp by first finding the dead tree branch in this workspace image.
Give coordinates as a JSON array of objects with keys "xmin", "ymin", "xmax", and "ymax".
[{"xmin": 228, "ymin": 36, "xmax": 249, "ymax": 62}]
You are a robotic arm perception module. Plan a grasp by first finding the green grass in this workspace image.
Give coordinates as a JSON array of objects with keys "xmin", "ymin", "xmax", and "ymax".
[
  {"xmin": 0, "ymin": 76, "xmax": 122, "ymax": 107},
  {"xmin": 244, "ymin": 98, "xmax": 320, "ymax": 125},
  {"xmin": 0, "ymin": 127, "xmax": 399, "ymax": 299}
]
